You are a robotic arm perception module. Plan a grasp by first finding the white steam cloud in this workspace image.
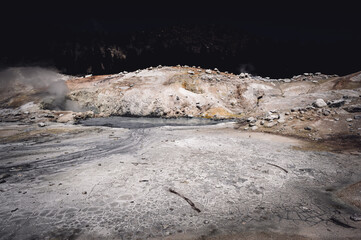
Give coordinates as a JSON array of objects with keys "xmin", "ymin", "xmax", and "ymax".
[
  {"xmin": 0, "ymin": 67, "xmax": 72, "ymax": 110},
  {"xmin": 238, "ymin": 63, "xmax": 255, "ymax": 74}
]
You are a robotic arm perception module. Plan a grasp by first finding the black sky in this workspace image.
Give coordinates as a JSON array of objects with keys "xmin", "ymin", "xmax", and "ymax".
[
  {"xmin": 1, "ymin": 2, "xmax": 360, "ymax": 77},
  {"xmin": 4, "ymin": 2, "xmax": 359, "ymax": 38}
]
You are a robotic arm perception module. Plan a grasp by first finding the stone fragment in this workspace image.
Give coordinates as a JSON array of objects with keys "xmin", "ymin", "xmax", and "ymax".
[
  {"xmin": 313, "ymin": 99, "xmax": 327, "ymax": 108},
  {"xmin": 322, "ymin": 109, "xmax": 330, "ymax": 116},
  {"xmin": 251, "ymin": 126, "xmax": 258, "ymax": 130},
  {"xmin": 327, "ymin": 99, "xmax": 345, "ymax": 108},
  {"xmin": 57, "ymin": 113, "xmax": 75, "ymax": 123},
  {"xmin": 247, "ymin": 117, "xmax": 256, "ymax": 123},
  {"xmin": 345, "ymin": 105, "xmax": 361, "ymax": 113},
  {"xmin": 249, "ymin": 122, "xmax": 256, "ymax": 127},
  {"xmin": 346, "ymin": 118, "xmax": 353, "ymax": 122},
  {"xmin": 267, "ymin": 114, "xmax": 279, "ymax": 120},
  {"xmin": 350, "ymin": 214, "xmax": 361, "ymax": 221},
  {"xmin": 38, "ymin": 122, "xmax": 46, "ymax": 127}
]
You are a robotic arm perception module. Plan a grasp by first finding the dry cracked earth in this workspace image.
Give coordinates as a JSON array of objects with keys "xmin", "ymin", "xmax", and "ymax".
[
  {"xmin": 1, "ymin": 66, "xmax": 361, "ymax": 239},
  {"xmin": 0, "ymin": 121, "xmax": 361, "ymax": 239}
]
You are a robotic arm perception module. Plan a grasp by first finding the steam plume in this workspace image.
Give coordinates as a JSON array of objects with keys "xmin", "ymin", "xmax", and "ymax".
[{"xmin": 0, "ymin": 67, "xmax": 71, "ymax": 110}]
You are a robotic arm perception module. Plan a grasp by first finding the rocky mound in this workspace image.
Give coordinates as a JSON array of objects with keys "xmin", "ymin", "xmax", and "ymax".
[{"xmin": 1, "ymin": 66, "xmax": 361, "ymax": 147}]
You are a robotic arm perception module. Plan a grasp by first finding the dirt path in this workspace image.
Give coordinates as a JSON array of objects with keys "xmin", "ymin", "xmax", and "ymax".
[{"xmin": 0, "ymin": 122, "xmax": 361, "ymax": 239}]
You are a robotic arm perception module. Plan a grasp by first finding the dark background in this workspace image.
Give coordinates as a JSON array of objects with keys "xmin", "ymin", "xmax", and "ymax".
[{"xmin": 1, "ymin": 2, "xmax": 360, "ymax": 78}]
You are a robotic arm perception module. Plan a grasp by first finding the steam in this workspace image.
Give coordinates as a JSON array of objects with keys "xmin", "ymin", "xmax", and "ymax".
[
  {"xmin": 0, "ymin": 67, "xmax": 71, "ymax": 110},
  {"xmin": 238, "ymin": 63, "xmax": 255, "ymax": 74}
]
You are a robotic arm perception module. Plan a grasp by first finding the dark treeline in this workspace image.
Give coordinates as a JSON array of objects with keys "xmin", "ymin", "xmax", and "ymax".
[{"xmin": 1, "ymin": 22, "xmax": 360, "ymax": 78}]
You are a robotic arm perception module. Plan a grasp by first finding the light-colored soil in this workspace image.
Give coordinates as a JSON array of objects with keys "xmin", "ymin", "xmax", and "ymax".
[{"xmin": 0, "ymin": 122, "xmax": 361, "ymax": 239}]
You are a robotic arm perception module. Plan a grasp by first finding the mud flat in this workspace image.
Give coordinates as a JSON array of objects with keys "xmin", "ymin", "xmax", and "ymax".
[{"xmin": 0, "ymin": 120, "xmax": 361, "ymax": 239}]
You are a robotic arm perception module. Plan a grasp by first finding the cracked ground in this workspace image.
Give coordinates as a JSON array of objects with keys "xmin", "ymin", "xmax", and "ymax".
[{"xmin": 0, "ymin": 121, "xmax": 361, "ymax": 239}]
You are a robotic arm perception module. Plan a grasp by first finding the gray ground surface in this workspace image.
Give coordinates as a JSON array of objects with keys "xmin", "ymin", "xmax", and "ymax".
[{"xmin": 1, "ymin": 120, "xmax": 361, "ymax": 239}]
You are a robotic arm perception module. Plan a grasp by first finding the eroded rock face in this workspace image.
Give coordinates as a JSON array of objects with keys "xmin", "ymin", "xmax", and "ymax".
[
  {"xmin": 65, "ymin": 67, "xmax": 361, "ymax": 120},
  {"xmin": 66, "ymin": 67, "xmax": 253, "ymax": 118}
]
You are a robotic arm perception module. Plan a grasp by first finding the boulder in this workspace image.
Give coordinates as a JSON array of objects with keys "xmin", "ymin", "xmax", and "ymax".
[{"xmin": 313, "ymin": 99, "xmax": 327, "ymax": 108}]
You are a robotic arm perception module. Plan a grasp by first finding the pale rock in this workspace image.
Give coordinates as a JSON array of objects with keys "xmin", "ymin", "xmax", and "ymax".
[
  {"xmin": 57, "ymin": 113, "xmax": 75, "ymax": 123},
  {"xmin": 38, "ymin": 122, "xmax": 46, "ymax": 127},
  {"xmin": 322, "ymin": 109, "xmax": 330, "ymax": 116},
  {"xmin": 277, "ymin": 119, "xmax": 285, "ymax": 124},
  {"xmin": 247, "ymin": 117, "xmax": 256, "ymax": 123},
  {"xmin": 313, "ymin": 99, "xmax": 327, "ymax": 108}
]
